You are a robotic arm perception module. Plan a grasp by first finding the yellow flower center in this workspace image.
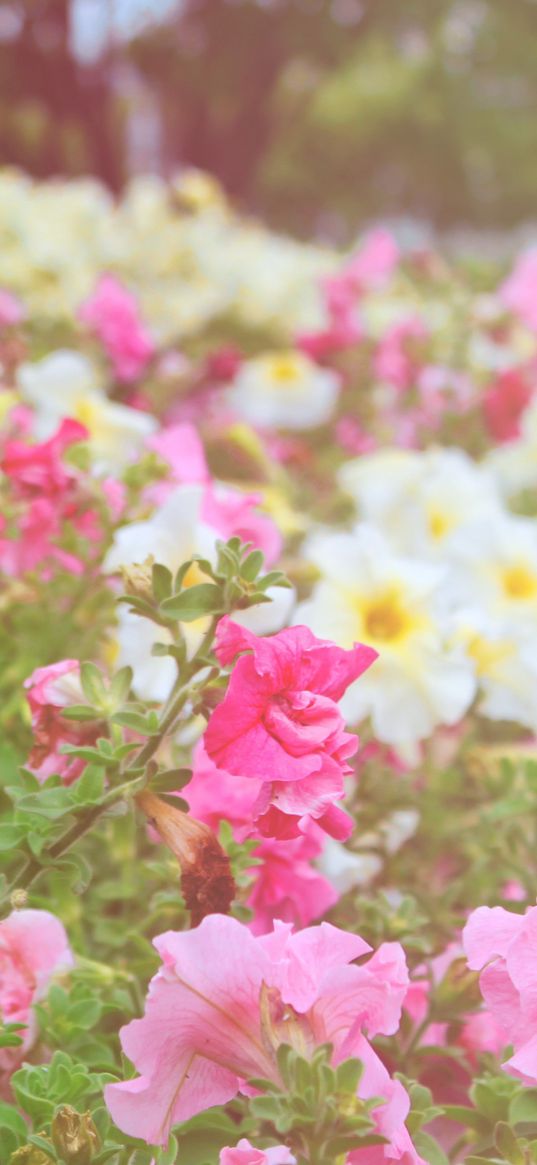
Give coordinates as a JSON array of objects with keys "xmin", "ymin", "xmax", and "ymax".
[
  {"xmin": 428, "ymin": 507, "xmax": 453, "ymax": 541},
  {"xmin": 73, "ymin": 395, "xmax": 102, "ymax": 437},
  {"xmin": 103, "ymin": 637, "xmax": 120, "ymax": 669},
  {"xmin": 269, "ymin": 354, "xmax": 303, "ymax": 385},
  {"xmin": 361, "ymin": 588, "xmax": 418, "ymax": 644},
  {"xmin": 466, "ymin": 633, "xmax": 511, "ymax": 677},
  {"xmin": 182, "ymin": 561, "xmax": 207, "ymax": 588},
  {"xmin": 501, "ymin": 564, "xmax": 537, "ymax": 601}
]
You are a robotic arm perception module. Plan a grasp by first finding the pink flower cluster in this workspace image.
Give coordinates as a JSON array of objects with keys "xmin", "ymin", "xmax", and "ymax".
[
  {"xmin": 185, "ymin": 743, "xmax": 338, "ymax": 935},
  {"xmin": 0, "ymin": 416, "xmax": 117, "ymax": 578},
  {"xmin": 0, "ymin": 909, "xmax": 72, "ymax": 1081},
  {"xmin": 298, "ymin": 229, "xmax": 398, "ymax": 361},
  {"xmin": 146, "ymin": 422, "xmax": 282, "ymax": 563},
  {"xmin": 463, "ymin": 905, "xmax": 537, "ymax": 1084},
  {"xmin": 79, "ymin": 274, "xmax": 155, "ymax": 383},
  {"xmin": 105, "ymin": 912, "xmax": 421, "ymax": 1163},
  {"xmin": 204, "ymin": 618, "xmax": 377, "ymax": 840},
  {"xmin": 24, "ymin": 660, "xmax": 98, "ymax": 785}
]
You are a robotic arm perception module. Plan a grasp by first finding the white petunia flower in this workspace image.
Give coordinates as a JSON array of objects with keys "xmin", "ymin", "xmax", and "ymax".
[
  {"xmin": 339, "ymin": 446, "xmax": 503, "ymax": 558},
  {"xmin": 295, "ymin": 523, "xmax": 476, "ymax": 757},
  {"xmin": 17, "ymin": 349, "xmax": 156, "ymax": 473},
  {"xmin": 225, "ymin": 350, "xmax": 341, "ymax": 430}
]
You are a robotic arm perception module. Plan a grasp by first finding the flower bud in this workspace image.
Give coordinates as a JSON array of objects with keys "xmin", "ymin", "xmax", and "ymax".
[
  {"xmin": 51, "ymin": 1106, "xmax": 100, "ymax": 1165},
  {"xmin": 10, "ymin": 888, "xmax": 28, "ymax": 910},
  {"xmin": 136, "ymin": 791, "xmax": 235, "ymax": 925},
  {"xmin": 120, "ymin": 557, "xmax": 154, "ymax": 603},
  {"xmin": 10, "ymin": 1147, "xmax": 52, "ymax": 1165}
]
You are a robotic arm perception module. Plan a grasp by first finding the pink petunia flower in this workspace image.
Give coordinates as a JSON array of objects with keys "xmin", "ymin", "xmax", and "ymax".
[
  {"xmin": 79, "ymin": 274, "xmax": 154, "ymax": 383},
  {"xmin": 0, "ymin": 909, "xmax": 73, "ymax": 1080},
  {"xmin": 499, "ymin": 250, "xmax": 537, "ymax": 332},
  {"xmin": 220, "ymin": 1140, "xmax": 295, "ymax": 1164},
  {"xmin": 105, "ymin": 912, "xmax": 420, "ymax": 1164},
  {"xmin": 184, "ymin": 743, "xmax": 338, "ymax": 934},
  {"xmin": 24, "ymin": 660, "xmax": 99, "ymax": 784},
  {"xmin": 1, "ymin": 418, "xmax": 88, "ymax": 499},
  {"xmin": 463, "ymin": 905, "xmax": 537, "ymax": 1083},
  {"xmin": 204, "ymin": 619, "xmax": 377, "ymax": 840},
  {"xmin": 482, "ymin": 369, "xmax": 534, "ymax": 444},
  {"xmin": 0, "ymin": 289, "xmax": 25, "ymax": 328}
]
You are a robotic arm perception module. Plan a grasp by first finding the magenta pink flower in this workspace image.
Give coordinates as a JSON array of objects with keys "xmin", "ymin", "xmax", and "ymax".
[
  {"xmin": 105, "ymin": 912, "xmax": 417, "ymax": 1159},
  {"xmin": 220, "ymin": 1141, "xmax": 295, "ymax": 1165},
  {"xmin": 184, "ymin": 743, "xmax": 338, "ymax": 934},
  {"xmin": 482, "ymin": 369, "xmax": 533, "ymax": 444},
  {"xmin": 1, "ymin": 418, "xmax": 87, "ymax": 499},
  {"xmin": 0, "ymin": 909, "xmax": 73, "ymax": 1078},
  {"xmin": 79, "ymin": 274, "xmax": 154, "ymax": 382},
  {"xmin": 24, "ymin": 660, "xmax": 98, "ymax": 784},
  {"xmin": 204, "ymin": 619, "xmax": 377, "ymax": 840},
  {"xmin": 0, "ymin": 498, "xmax": 83, "ymax": 578},
  {"xmin": 463, "ymin": 905, "xmax": 537, "ymax": 1083}
]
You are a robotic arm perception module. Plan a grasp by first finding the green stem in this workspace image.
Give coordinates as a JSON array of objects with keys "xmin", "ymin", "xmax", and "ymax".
[{"xmin": 2, "ymin": 616, "xmax": 221, "ymax": 913}]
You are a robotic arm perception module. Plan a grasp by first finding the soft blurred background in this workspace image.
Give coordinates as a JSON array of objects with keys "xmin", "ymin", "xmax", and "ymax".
[{"xmin": 2, "ymin": 0, "xmax": 537, "ymax": 242}]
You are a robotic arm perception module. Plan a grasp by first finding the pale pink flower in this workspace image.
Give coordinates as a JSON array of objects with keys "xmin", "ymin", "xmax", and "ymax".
[
  {"xmin": 463, "ymin": 905, "xmax": 537, "ymax": 1082},
  {"xmin": 0, "ymin": 289, "xmax": 25, "ymax": 328},
  {"xmin": 146, "ymin": 423, "xmax": 209, "ymax": 489},
  {"xmin": 24, "ymin": 660, "xmax": 98, "ymax": 784},
  {"xmin": 500, "ymin": 250, "xmax": 537, "ymax": 331},
  {"xmin": 105, "ymin": 912, "xmax": 419, "ymax": 1163},
  {"xmin": 405, "ymin": 942, "xmax": 506, "ymax": 1063},
  {"xmin": 298, "ymin": 230, "xmax": 397, "ymax": 363},
  {"xmin": 79, "ymin": 274, "xmax": 154, "ymax": 383},
  {"xmin": 202, "ymin": 485, "xmax": 282, "ymax": 567},
  {"xmin": 204, "ymin": 619, "xmax": 377, "ymax": 840},
  {"xmin": 374, "ymin": 318, "xmax": 427, "ymax": 392},
  {"xmin": 184, "ymin": 743, "xmax": 338, "ymax": 934},
  {"xmin": 0, "ymin": 909, "xmax": 73, "ymax": 1077},
  {"xmin": 220, "ymin": 1140, "xmax": 295, "ymax": 1164}
]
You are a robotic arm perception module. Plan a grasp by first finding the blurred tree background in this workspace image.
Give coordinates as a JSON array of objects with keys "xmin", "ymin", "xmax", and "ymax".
[{"xmin": 2, "ymin": 0, "xmax": 537, "ymax": 238}]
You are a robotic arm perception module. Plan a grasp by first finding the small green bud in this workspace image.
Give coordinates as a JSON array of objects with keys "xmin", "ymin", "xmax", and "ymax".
[
  {"xmin": 10, "ymin": 889, "xmax": 28, "ymax": 910},
  {"xmin": 51, "ymin": 1106, "xmax": 100, "ymax": 1165}
]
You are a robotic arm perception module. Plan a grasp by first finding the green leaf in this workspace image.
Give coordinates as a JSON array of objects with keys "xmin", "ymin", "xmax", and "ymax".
[
  {"xmin": 494, "ymin": 1121, "xmax": 525, "ymax": 1165},
  {"xmin": 510, "ymin": 1089, "xmax": 537, "ymax": 1126},
  {"xmin": 414, "ymin": 1132, "xmax": 450, "ymax": 1165},
  {"xmin": 160, "ymin": 583, "xmax": 222, "ymax": 621},
  {"xmin": 80, "ymin": 662, "xmax": 107, "ymax": 707},
  {"xmin": 443, "ymin": 1106, "xmax": 490, "ymax": 1133},
  {"xmin": 60, "ymin": 705, "xmax": 100, "ymax": 722},
  {"xmin": 0, "ymin": 823, "xmax": 26, "ymax": 850},
  {"xmin": 73, "ymin": 766, "xmax": 106, "ymax": 804},
  {"xmin": 28, "ymin": 1133, "xmax": 58, "ymax": 1160},
  {"xmin": 152, "ymin": 563, "xmax": 173, "ymax": 603},
  {"xmin": 0, "ymin": 1102, "xmax": 27, "ymax": 1143},
  {"xmin": 151, "ymin": 768, "xmax": 192, "ymax": 793},
  {"xmin": 109, "ymin": 666, "xmax": 134, "ymax": 707},
  {"xmin": 240, "ymin": 549, "xmax": 264, "ymax": 581},
  {"xmin": 112, "ymin": 710, "xmax": 160, "ymax": 735}
]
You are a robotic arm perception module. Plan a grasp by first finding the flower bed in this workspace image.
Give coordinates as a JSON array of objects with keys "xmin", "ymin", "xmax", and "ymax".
[{"xmin": 2, "ymin": 170, "xmax": 537, "ymax": 1165}]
